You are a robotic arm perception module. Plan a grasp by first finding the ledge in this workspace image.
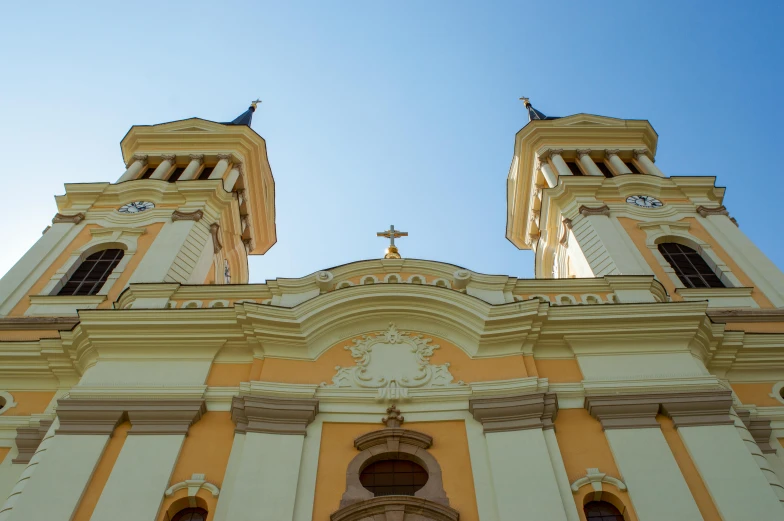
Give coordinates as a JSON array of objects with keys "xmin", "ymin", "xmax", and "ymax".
[
  {"xmin": 354, "ymin": 428, "xmax": 433, "ymax": 451},
  {"xmin": 27, "ymin": 295, "xmax": 107, "ymax": 317},
  {"xmin": 707, "ymin": 308, "xmax": 784, "ymax": 323},
  {"xmin": 675, "ymin": 287, "xmax": 756, "ymax": 309}
]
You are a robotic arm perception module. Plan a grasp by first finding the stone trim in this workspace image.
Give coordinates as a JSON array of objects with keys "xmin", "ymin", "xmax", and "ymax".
[
  {"xmin": 585, "ymin": 390, "xmax": 734, "ymax": 430},
  {"xmin": 52, "ymin": 212, "xmax": 86, "ymax": 224},
  {"xmin": 210, "ymin": 223, "xmax": 222, "ymax": 253},
  {"xmin": 748, "ymin": 418, "xmax": 777, "ymax": 454},
  {"xmin": 231, "ymin": 395, "xmax": 318, "ymax": 435},
  {"xmin": 570, "ymin": 467, "xmax": 627, "ymax": 494},
  {"xmin": 0, "ymin": 316, "xmax": 79, "ymax": 330},
  {"xmin": 578, "ymin": 204, "xmax": 610, "ymax": 217},
  {"xmin": 354, "ymin": 428, "xmax": 432, "ymax": 452},
  {"xmin": 171, "ymin": 209, "xmax": 204, "ymax": 222},
  {"xmin": 331, "ymin": 496, "xmax": 459, "ymax": 521},
  {"xmin": 12, "ymin": 420, "xmax": 53, "ymax": 464},
  {"xmin": 696, "ymin": 205, "xmax": 729, "ymax": 217},
  {"xmin": 469, "ymin": 392, "xmax": 558, "ymax": 432},
  {"xmin": 56, "ymin": 398, "xmax": 205, "ymax": 435},
  {"xmin": 707, "ymin": 309, "xmax": 784, "ymax": 323}
]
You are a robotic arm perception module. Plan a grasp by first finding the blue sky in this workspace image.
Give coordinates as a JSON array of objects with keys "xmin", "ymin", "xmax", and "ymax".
[{"xmin": 1, "ymin": 1, "xmax": 782, "ymax": 283}]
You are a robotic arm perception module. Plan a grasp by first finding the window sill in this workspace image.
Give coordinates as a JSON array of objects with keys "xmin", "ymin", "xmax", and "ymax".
[
  {"xmin": 675, "ymin": 287, "xmax": 757, "ymax": 309},
  {"xmin": 26, "ymin": 295, "xmax": 106, "ymax": 316}
]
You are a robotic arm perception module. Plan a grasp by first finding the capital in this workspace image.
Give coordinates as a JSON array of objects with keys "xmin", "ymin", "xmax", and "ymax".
[
  {"xmin": 131, "ymin": 153, "xmax": 148, "ymax": 165},
  {"xmin": 216, "ymin": 153, "xmax": 233, "ymax": 162},
  {"xmin": 549, "ymin": 148, "xmax": 564, "ymax": 156},
  {"xmin": 576, "ymin": 149, "xmax": 592, "ymax": 158},
  {"xmin": 633, "ymin": 148, "xmax": 649, "ymax": 159},
  {"xmin": 160, "ymin": 154, "xmax": 177, "ymax": 163},
  {"xmin": 188, "ymin": 154, "xmax": 205, "ymax": 164},
  {"xmin": 232, "ymin": 162, "xmax": 244, "ymax": 174},
  {"xmin": 604, "ymin": 149, "xmax": 620, "ymax": 157}
]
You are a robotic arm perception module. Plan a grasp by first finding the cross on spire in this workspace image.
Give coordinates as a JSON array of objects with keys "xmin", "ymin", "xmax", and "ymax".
[{"xmin": 377, "ymin": 225, "xmax": 408, "ymax": 259}]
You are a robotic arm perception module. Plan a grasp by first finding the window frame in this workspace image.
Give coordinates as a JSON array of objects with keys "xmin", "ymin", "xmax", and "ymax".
[
  {"xmin": 56, "ymin": 248, "xmax": 125, "ymax": 296},
  {"xmin": 657, "ymin": 242, "xmax": 725, "ymax": 289}
]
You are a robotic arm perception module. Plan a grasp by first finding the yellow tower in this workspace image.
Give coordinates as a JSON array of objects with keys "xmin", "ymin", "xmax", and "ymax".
[
  {"xmin": 507, "ymin": 100, "xmax": 784, "ymax": 308},
  {"xmin": 0, "ymin": 103, "xmax": 276, "ymax": 317}
]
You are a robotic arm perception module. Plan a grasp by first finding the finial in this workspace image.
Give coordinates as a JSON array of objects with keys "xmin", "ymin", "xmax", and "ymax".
[
  {"xmin": 520, "ymin": 97, "xmax": 550, "ymax": 122},
  {"xmin": 250, "ymin": 99, "xmax": 261, "ymax": 110},
  {"xmin": 519, "ymin": 96, "xmax": 531, "ymax": 108},
  {"xmin": 383, "ymin": 404, "xmax": 404, "ymax": 428},
  {"xmin": 376, "ymin": 225, "xmax": 408, "ymax": 259}
]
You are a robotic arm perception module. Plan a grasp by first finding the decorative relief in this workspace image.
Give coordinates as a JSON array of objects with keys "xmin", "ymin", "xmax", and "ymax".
[
  {"xmin": 560, "ymin": 218, "xmax": 573, "ymax": 245},
  {"xmin": 210, "ymin": 223, "xmax": 222, "ymax": 253},
  {"xmin": 164, "ymin": 473, "xmax": 220, "ymax": 502},
  {"xmin": 171, "ymin": 209, "xmax": 203, "ymax": 222},
  {"xmin": 52, "ymin": 212, "xmax": 86, "ymax": 224},
  {"xmin": 570, "ymin": 468, "xmax": 627, "ymax": 495},
  {"xmin": 578, "ymin": 204, "xmax": 611, "ymax": 217},
  {"xmin": 321, "ymin": 323, "xmax": 465, "ymax": 399},
  {"xmin": 696, "ymin": 205, "xmax": 730, "ymax": 217}
]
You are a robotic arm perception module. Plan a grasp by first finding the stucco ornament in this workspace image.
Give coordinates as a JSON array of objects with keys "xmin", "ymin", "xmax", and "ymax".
[{"xmin": 321, "ymin": 323, "xmax": 465, "ymax": 399}]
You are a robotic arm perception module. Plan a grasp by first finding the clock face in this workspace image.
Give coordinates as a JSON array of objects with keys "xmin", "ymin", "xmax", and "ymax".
[
  {"xmin": 626, "ymin": 195, "xmax": 663, "ymax": 208},
  {"xmin": 118, "ymin": 201, "xmax": 155, "ymax": 214}
]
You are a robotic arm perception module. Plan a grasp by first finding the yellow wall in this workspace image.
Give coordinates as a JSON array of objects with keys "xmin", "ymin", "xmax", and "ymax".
[
  {"xmin": 0, "ymin": 330, "xmax": 62, "ymax": 341},
  {"xmin": 312, "ymin": 421, "xmax": 479, "ymax": 520},
  {"xmin": 0, "ymin": 447, "xmax": 9, "ymax": 465},
  {"xmin": 657, "ymin": 415, "xmax": 721, "ymax": 520},
  {"xmin": 205, "ymin": 363, "xmax": 252, "ymax": 386},
  {"xmin": 723, "ymin": 322, "xmax": 784, "ymax": 333},
  {"xmin": 73, "ymin": 421, "xmax": 130, "ymax": 521},
  {"xmin": 535, "ymin": 359, "xmax": 583, "ymax": 383},
  {"xmin": 157, "ymin": 412, "xmax": 235, "ymax": 521},
  {"xmin": 554, "ymin": 409, "xmax": 638, "ymax": 521},
  {"xmin": 2, "ymin": 391, "xmax": 55, "ymax": 416},
  {"xmin": 731, "ymin": 383, "xmax": 781, "ymax": 407}
]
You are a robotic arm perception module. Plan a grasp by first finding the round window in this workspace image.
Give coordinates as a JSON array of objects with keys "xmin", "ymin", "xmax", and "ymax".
[
  {"xmin": 0, "ymin": 396, "xmax": 5, "ymax": 412},
  {"xmin": 360, "ymin": 459, "xmax": 428, "ymax": 497}
]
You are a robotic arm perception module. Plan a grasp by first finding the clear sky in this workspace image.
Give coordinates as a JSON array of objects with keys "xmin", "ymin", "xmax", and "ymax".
[{"xmin": 1, "ymin": 1, "xmax": 782, "ymax": 283}]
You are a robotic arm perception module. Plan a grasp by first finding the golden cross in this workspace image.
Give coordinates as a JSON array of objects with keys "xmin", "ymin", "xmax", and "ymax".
[
  {"xmin": 377, "ymin": 225, "xmax": 408, "ymax": 259},
  {"xmin": 519, "ymin": 96, "xmax": 531, "ymax": 107},
  {"xmin": 251, "ymin": 99, "xmax": 262, "ymax": 109}
]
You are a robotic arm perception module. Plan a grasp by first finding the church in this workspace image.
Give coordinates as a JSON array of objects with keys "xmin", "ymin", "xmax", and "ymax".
[{"xmin": 0, "ymin": 99, "xmax": 783, "ymax": 521}]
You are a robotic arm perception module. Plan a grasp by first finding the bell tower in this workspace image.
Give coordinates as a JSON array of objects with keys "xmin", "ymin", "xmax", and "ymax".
[
  {"xmin": 0, "ymin": 102, "xmax": 276, "ymax": 316},
  {"xmin": 506, "ymin": 100, "xmax": 784, "ymax": 308}
]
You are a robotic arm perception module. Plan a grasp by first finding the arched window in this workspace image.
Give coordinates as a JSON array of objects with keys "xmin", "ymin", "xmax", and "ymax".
[
  {"xmin": 171, "ymin": 508, "xmax": 208, "ymax": 521},
  {"xmin": 360, "ymin": 459, "xmax": 428, "ymax": 496},
  {"xmin": 584, "ymin": 501, "xmax": 624, "ymax": 520},
  {"xmin": 57, "ymin": 249, "xmax": 124, "ymax": 296},
  {"xmin": 657, "ymin": 242, "xmax": 724, "ymax": 288}
]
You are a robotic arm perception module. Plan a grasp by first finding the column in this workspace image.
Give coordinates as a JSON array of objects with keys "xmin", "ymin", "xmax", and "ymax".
[
  {"xmin": 209, "ymin": 154, "xmax": 232, "ymax": 181},
  {"xmin": 538, "ymin": 159, "xmax": 558, "ymax": 188},
  {"xmin": 573, "ymin": 206, "xmax": 653, "ymax": 276},
  {"xmin": 223, "ymin": 162, "xmax": 242, "ymax": 192},
  {"xmin": 662, "ymin": 395, "xmax": 784, "ymax": 520},
  {"xmin": 585, "ymin": 395, "xmax": 704, "ymax": 520},
  {"xmin": 548, "ymin": 149, "xmax": 573, "ymax": 177},
  {"xmin": 218, "ymin": 396, "xmax": 318, "ymax": 521},
  {"xmin": 605, "ymin": 149, "xmax": 632, "ymax": 175},
  {"xmin": 470, "ymin": 393, "xmax": 569, "ymax": 521},
  {"xmin": 576, "ymin": 149, "xmax": 604, "ymax": 177},
  {"xmin": 149, "ymin": 154, "xmax": 177, "ymax": 180},
  {"xmin": 178, "ymin": 154, "xmax": 204, "ymax": 181},
  {"xmin": 117, "ymin": 154, "xmax": 148, "ymax": 182},
  {"xmin": 633, "ymin": 149, "xmax": 665, "ymax": 177},
  {"xmin": 89, "ymin": 400, "xmax": 205, "ymax": 521},
  {"xmin": 2, "ymin": 400, "xmax": 124, "ymax": 521}
]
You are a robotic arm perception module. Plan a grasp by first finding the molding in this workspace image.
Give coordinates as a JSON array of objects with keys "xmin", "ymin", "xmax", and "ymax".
[
  {"xmin": 330, "ymin": 496, "xmax": 459, "ymax": 521},
  {"xmin": 52, "ymin": 212, "xmax": 85, "ymax": 224},
  {"xmin": 586, "ymin": 390, "xmax": 734, "ymax": 430},
  {"xmin": 56, "ymin": 398, "xmax": 205, "ymax": 435},
  {"xmin": 570, "ymin": 467, "xmax": 627, "ymax": 494},
  {"xmin": 578, "ymin": 204, "xmax": 610, "ymax": 217},
  {"xmin": 696, "ymin": 205, "xmax": 729, "ymax": 217},
  {"xmin": 165, "ymin": 473, "xmax": 220, "ymax": 501},
  {"xmin": 171, "ymin": 209, "xmax": 204, "ymax": 222},
  {"xmin": 12, "ymin": 419, "xmax": 53, "ymax": 464},
  {"xmin": 469, "ymin": 392, "xmax": 557, "ymax": 432},
  {"xmin": 748, "ymin": 418, "xmax": 777, "ymax": 454},
  {"xmin": 210, "ymin": 223, "xmax": 222, "ymax": 253},
  {"xmin": 707, "ymin": 309, "xmax": 784, "ymax": 323},
  {"xmin": 0, "ymin": 316, "xmax": 79, "ymax": 331},
  {"xmin": 231, "ymin": 395, "xmax": 318, "ymax": 435}
]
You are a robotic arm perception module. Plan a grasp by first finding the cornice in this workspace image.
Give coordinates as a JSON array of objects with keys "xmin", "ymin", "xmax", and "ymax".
[
  {"xmin": 0, "ymin": 316, "xmax": 78, "ymax": 331},
  {"xmin": 708, "ymin": 309, "xmax": 784, "ymax": 323}
]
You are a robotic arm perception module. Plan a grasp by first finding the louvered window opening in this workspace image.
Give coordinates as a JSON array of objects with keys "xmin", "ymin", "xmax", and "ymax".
[
  {"xmin": 360, "ymin": 460, "xmax": 428, "ymax": 497},
  {"xmin": 57, "ymin": 249, "xmax": 124, "ymax": 296},
  {"xmin": 658, "ymin": 243, "xmax": 724, "ymax": 288}
]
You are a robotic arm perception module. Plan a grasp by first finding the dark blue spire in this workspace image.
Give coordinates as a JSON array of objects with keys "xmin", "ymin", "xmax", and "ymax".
[
  {"xmin": 520, "ymin": 97, "xmax": 557, "ymax": 122},
  {"xmin": 225, "ymin": 100, "xmax": 260, "ymax": 126}
]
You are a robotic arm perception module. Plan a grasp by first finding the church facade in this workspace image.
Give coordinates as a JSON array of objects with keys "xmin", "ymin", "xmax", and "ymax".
[{"xmin": 0, "ymin": 101, "xmax": 783, "ymax": 521}]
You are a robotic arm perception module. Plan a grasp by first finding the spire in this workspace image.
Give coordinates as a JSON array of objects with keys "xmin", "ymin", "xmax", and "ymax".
[
  {"xmin": 225, "ymin": 99, "xmax": 261, "ymax": 127},
  {"xmin": 519, "ymin": 97, "xmax": 553, "ymax": 122}
]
